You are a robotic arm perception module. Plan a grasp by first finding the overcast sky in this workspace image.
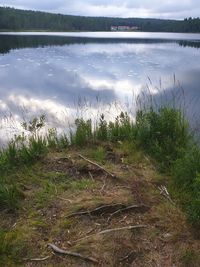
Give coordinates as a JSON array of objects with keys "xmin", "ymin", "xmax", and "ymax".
[{"xmin": 1, "ymin": 0, "xmax": 200, "ymax": 19}]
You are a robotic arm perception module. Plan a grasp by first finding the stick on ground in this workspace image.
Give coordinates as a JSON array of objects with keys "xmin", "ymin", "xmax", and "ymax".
[
  {"xmin": 48, "ymin": 243, "xmax": 98, "ymax": 264},
  {"xmin": 107, "ymin": 204, "xmax": 150, "ymax": 222},
  {"xmin": 66, "ymin": 203, "xmax": 126, "ymax": 218},
  {"xmin": 74, "ymin": 225, "xmax": 147, "ymax": 243},
  {"xmin": 78, "ymin": 154, "xmax": 116, "ymax": 178},
  {"xmin": 158, "ymin": 185, "xmax": 175, "ymax": 205},
  {"xmin": 24, "ymin": 255, "xmax": 51, "ymax": 262}
]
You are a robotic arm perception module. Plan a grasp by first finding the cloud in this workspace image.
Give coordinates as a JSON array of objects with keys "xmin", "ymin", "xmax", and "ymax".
[{"xmin": 1, "ymin": 0, "xmax": 200, "ymax": 19}]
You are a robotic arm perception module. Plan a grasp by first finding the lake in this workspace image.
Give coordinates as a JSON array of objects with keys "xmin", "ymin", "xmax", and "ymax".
[{"xmin": 0, "ymin": 32, "xmax": 200, "ymax": 142}]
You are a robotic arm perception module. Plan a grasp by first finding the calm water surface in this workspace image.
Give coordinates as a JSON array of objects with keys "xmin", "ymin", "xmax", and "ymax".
[{"xmin": 0, "ymin": 32, "xmax": 200, "ymax": 141}]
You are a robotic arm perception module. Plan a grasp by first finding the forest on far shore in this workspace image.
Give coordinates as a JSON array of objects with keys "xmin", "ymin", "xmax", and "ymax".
[{"xmin": 0, "ymin": 6, "xmax": 200, "ymax": 32}]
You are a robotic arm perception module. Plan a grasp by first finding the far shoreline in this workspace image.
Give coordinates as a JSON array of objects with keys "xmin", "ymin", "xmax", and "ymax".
[{"xmin": 0, "ymin": 31, "xmax": 200, "ymax": 42}]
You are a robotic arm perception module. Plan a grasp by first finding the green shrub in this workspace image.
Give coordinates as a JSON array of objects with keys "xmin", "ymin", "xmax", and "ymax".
[
  {"xmin": 133, "ymin": 106, "xmax": 200, "ymax": 226},
  {"xmin": 20, "ymin": 136, "xmax": 47, "ymax": 164},
  {"xmin": 72, "ymin": 118, "xmax": 92, "ymax": 146},
  {"xmin": 0, "ymin": 135, "xmax": 47, "ymax": 173},
  {"xmin": 46, "ymin": 128, "xmax": 69, "ymax": 149},
  {"xmin": 117, "ymin": 112, "xmax": 134, "ymax": 140},
  {"xmin": 0, "ymin": 123, "xmax": 48, "ymax": 174},
  {"xmin": 89, "ymin": 146, "xmax": 106, "ymax": 163},
  {"xmin": 94, "ymin": 112, "xmax": 135, "ymax": 142},
  {"xmin": 172, "ymin": 146, "xmax": 200, "ymax": 226},
  {"xmin": 135, "ymin": 107, "xmax": 190, "ymax": 168},
  {"xmin": 96, "ymin": 114, "xmax": 108, "ymax": 141},
  {"xmin": 58, "ymin": 134, "xmax": 69, "ymax": 149},
  {"xmin": 0, "ymin": 181, "xmax": 22, "ymax": 211},
  {"xmin": 0, "ymin": 229, "xmax": 27, "ymax": 265}
]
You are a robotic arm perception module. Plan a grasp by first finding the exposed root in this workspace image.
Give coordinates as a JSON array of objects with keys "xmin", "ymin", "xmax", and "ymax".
[
  {"xmin": 74, "ymin": 225, "xmax": 147, "ymax": 243},
  {"xmin": 66, "ymin": 203, "xmax": 149, "ymax": 220},
  {"xmin": 48, "ymin": 243, "xmax": 98, "ymax": 264},
  {"xmin": 107, "ymin": 204, "xmax": 150, "ymax": 222},
  {"xmin": 66, "ymin": 203, "xmax": 127, "ymax": 218}
]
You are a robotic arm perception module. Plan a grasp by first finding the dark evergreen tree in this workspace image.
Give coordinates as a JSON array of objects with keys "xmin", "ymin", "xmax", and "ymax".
[{"xmin": 0, "ymin": 7, "xmax": 199, "ymax": 33}]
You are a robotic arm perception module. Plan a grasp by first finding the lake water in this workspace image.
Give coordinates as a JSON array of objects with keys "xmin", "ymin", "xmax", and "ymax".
[{"xmin": 0, "ymin": 32, "xmax": 200, "ymax": 142}]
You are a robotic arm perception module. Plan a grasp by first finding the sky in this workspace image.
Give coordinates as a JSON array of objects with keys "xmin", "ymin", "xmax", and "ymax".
[{"xmin": 0, "ymin": 0, "xmax": 200, "ymax": 19}]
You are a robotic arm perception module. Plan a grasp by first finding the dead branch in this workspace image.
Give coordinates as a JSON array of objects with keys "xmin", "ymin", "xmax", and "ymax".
[
  {"xmin": 48, "ymin": 243, "xmax": 98, "ymax": 263},
  {"xmin": 74, "ymin": 225, "xmax": 147, "ymax": 243},
  {"xmin": 78, "ymin": 154, "xmax": 115, "ymax": 178},
  {"xmin": 24, "ymin": 255, "xmax": 51, "ymax": 262},
  {"xmin": 158, "ymin": 185, "xmax": 175, "ymax": 205},
  {"xmin": 66, "ymin": 203, "xmax": 127, "ymax": 218},
  {"xmin": 107, "ymin": 204, "xmax": 150, "ymax": 222},
  {"xmin": 97, "ymin": 225, "xmax": 147, "ymax": 234}
]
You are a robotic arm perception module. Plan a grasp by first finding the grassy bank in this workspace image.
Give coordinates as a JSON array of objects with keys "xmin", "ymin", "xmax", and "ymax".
[{"xmin": 0, "ymin": 105, "xmax": 200, "ymax": 266}]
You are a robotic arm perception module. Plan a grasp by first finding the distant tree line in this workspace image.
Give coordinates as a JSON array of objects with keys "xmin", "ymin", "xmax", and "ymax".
[{"xmin": 0, "ymin": 7, "xmax": 200, "ymax": 33}]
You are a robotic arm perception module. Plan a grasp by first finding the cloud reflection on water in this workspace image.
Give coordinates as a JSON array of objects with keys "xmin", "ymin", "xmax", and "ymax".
[{"xmin": 0, "ymin": 34, "xmax": 200, "ymax": 143}]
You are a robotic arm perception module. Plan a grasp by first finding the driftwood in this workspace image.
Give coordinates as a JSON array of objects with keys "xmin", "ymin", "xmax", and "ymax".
[
  {"xmin": 78, "ymin": 154, "xmax": 115, "ymax": 178},
  {"xmin": 66, "ymin": 203, "xmax": 128, "ymax": 218},
  {"xmin": 107, "ymin": 204, "xmax": 150, "ymax": 222},
  {"xmin": 74, "ymin": 225, "xmax": 147, "ymax": 243},
  {"xmin": 158, "ymin": 185, "xmax": 175, "ymax": 205},
  {"xmin": 48, "ymin": 243, "xmax": 98, "ymax": 264}
]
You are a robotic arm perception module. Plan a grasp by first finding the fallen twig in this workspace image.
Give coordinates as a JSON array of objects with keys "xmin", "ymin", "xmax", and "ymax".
[
  {"xmin": 58, "ymin": 197, "xmax": 72, "ymax": 203},
  {"xmin": 48, "ymin": 243, "xmax": 98, "ymax": 263},
  {"xmin": 24, "ymin": 255, "xmax": 51, "ymax": 262},
  {"xmin": 74, "ymin": 225, "xmax": 147, "ymax": 243},
  {"xmin": 100, "ymin": 178, "xmax": 106, "ymax": 195},
  {"xmin": 78, "ymin": 154, "xmax": 115, "ymax": 178},
  {"xmin": 107, "ymin": 204, "xmax": 150, "ymax": 222},
  {"xmin": 158, "ymin": 185, "xmax": 175, "ymax": 205},
  {"xmin": 66, "ymin": 203, "xmax": 127, "ymax": 218},
  {"xmin": 89, "ymin": 171, "xmax": 95, "ymax": 181},
  {"xmin": 119, "ymin": 251, "xmax": 136, "ymax": 262}
]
